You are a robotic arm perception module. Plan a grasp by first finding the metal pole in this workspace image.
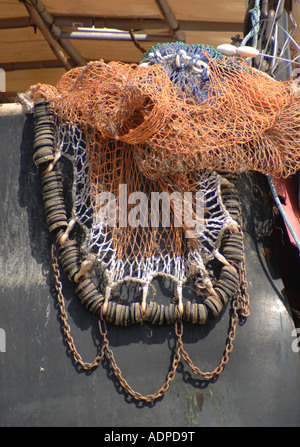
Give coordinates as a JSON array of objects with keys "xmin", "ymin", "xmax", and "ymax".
[
  {"xmin": 25, "ymin": 2, "xmax": 72, "ymax": 71},
  {"xmin": 26, "ymin": 0, "xmax": 87, "ymax": 67},
  {"xmin": 57, "ymin": 30, "xmax": 175, "ymax": 42},
  {"xmin": 155, "ymin": 0, "xmax": 186, "ymax": 42}
]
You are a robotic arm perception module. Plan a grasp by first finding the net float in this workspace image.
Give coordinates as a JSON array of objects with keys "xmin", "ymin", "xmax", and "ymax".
[
  {"xmin": 216, "ymin": 44, "xmax": 237, "ymax": 56},
  {"xmin": 236, "ymin": 46, "xmax": 260, "ymax": 58}
]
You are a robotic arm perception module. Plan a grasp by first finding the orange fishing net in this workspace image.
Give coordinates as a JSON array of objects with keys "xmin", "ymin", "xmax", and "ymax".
[
  {"xmin": 28, "ymin": 49, "xmax": 300, "ymax": 265},
  {"xmin": 29, "ymin": 52, "xmax": 300, "ymax": 184}
]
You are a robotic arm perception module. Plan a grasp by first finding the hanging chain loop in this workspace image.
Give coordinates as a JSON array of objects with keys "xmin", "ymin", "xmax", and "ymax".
[
  {"xmin": 51, "ymin": 239, "xmax": 249, "ymax": 401},
  {"xmin": 51, "ymin": 244, "xmax": 106, "ymax": 370}
]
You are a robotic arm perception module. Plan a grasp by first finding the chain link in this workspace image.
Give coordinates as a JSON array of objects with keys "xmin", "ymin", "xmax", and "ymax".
[
  {"xmin": 238, "ymin": 253, "xmax": 251, "ymax": 318},
  {"xmin": 51, "ymin": 243, "xmax": 180, "ymax": 402},
  {"xmin": 99, "ymin": 316, "xmax": 181, "ymax": 403},
  {"xmin": 51, "ymin": 244, "xmax": 105, "ymax": 370},
  {"xmin": 175, "ymin": 298, "xmax": 239, "ymax": 380},
  {"xmin": 51, "ymin": 237, "xmax": 250, "ymax": 401},
  {"xmin": 174, "ymin": 237, "xmax": 250, "ymax": 381}
]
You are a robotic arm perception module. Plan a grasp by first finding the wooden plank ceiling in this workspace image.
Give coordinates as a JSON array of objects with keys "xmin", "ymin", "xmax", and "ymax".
[{"xmin": 0, "ymin": 0, "xmax": 246, "ymax": 102}]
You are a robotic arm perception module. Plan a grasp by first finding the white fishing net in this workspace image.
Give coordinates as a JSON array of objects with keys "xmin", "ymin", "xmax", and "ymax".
[{"xmin": 56, "ymin": 119, "xmax": 238, "ymax": 307}]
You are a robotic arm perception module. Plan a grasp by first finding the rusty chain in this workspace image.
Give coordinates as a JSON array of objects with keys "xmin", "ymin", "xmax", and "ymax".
[
  {"xmin": 237, "ymin": 255, "xmax": 251, "ymax": 318},
  {"xmin": 51, "ymin": 244, "xmax": 105, "ymax": 370},
  {"xmin": 175, "ymin": 297, "xmax": 239, "ymax": 380},
  {"xmin": 174, "ymin": 240, "xmax": 250, "ymax": 381},
  {"xmin": 99, "ymin": 315, "xmax": 181, "ymax": 403},
  {"xmin": 51, "ymin": 236, "xmax": 250, "ymax": 402},
  {"xmin": 51, "ymin": 243, "xmax": 181, "ymax": 402}
]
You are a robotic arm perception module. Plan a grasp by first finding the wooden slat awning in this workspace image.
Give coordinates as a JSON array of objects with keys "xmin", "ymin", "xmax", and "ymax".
[{"xmin": 1, "ymin": 0, "xmax": 247, "ymax": 101}]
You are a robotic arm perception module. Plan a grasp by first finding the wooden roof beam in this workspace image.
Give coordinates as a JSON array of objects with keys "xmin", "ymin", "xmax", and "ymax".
[
  {"xmin": 22, "ymin": 0, "xmax": 87, "ymax": 67},
  {"xmin": 155, "ymin": 0, "xmax": 186, "ymax": 42},
  {"xmin": 0, "ymin": 17, "xmax": 30, "ymax": 29},
  {"xmin": 21, "ymin": 1, "xmax": 72, "ymax": 71},
  {"xmin": 1, "ymin": 60, "xmax": 67, "ymax": 71}
]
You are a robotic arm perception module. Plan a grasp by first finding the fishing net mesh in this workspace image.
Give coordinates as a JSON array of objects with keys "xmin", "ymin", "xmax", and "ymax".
[
  {"xmin": 28, "ymin": 43, "xmax": 300, "ymax": 305},
  {"xmin": 25, "ymin": 41, "xmax": 300, "ymax": 400},
  {"xmin": 30, "ymin": 47, "xmax": 300, "ymax": 181}
]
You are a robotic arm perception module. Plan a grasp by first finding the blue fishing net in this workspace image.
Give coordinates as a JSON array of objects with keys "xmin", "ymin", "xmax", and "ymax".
[{"xmin": 141, "ymin": 42, "xmax": 224, "ymax": 103}]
